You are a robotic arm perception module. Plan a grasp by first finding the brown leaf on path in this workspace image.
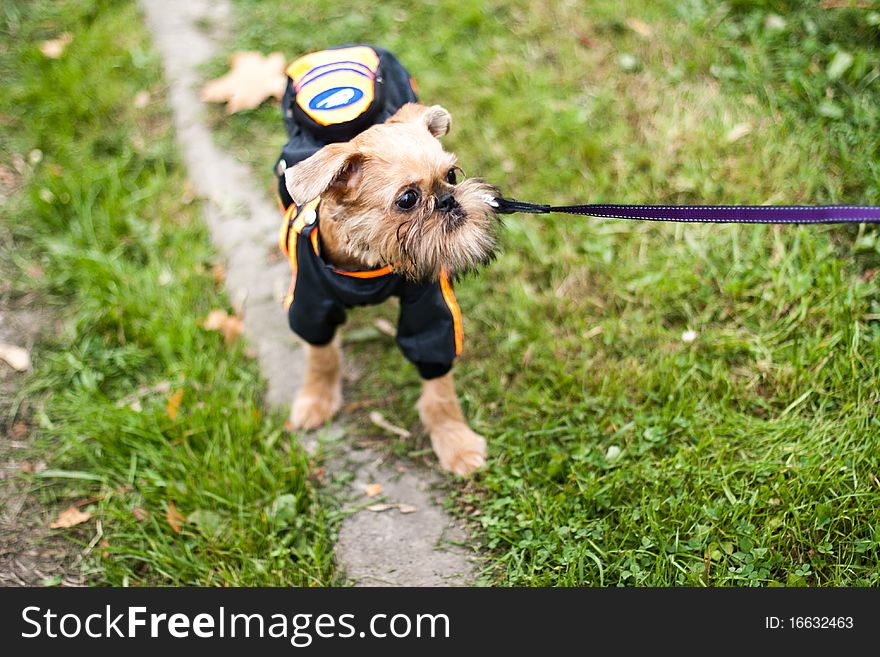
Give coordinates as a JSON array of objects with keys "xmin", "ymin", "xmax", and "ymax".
[
  {"xmin": 166, "ymin": 388, "xmax": 184, "ymax": 420},
  {"xmin": 49, "ymin": 506, "xmax": 92, "ymax": 529},
  {"xmin": 369, "ymin": 411, "xmax": 412, "ymax": 439},
  {"xmin": 398, "ymin": 504, "xmax": 418, "ymax": 514},
  {"xmin": 625, "ymin": 18, "xmax": 653, "ymax": 38},
  {"xmin": 367, "ymin": 503, "xmax": 394, "ymax": 512},
  {"xmin": 202, "ymin": 309, "xmax": 244, "ymax": 344},
  {"xmin": 365, "ymin": 483, "xmax": 383, "ymax": 497},
  {"xmin": 201, "ymin": 51, "xmax": 287, "ymax": 114},
  {"xmin": 131, "ymin": 507, "xmax": 149, "ymax": 522},
  {"xmin": 0, "ymin": 343, "xmax": 31, "ymax": 371},
  {"xmin": 40, "ymin": 33, "xmax": 73, "ymax": 59},
  {"xmin": 166, "ymin": 501, "xmax": 185, "ymax": 533}
]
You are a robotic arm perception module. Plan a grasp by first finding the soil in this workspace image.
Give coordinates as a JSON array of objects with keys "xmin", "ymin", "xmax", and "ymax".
[{"xmin": 0, "ymin": 236, "xmax": 86, "ymax": 587}]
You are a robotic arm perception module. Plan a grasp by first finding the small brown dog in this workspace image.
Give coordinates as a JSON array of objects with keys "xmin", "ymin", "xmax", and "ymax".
[{"xmin": 277, "ymin": 47, "xmax": 499, "ymax": 475}]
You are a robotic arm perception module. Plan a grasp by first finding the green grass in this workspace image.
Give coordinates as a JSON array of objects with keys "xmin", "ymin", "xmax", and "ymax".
[
  {"xmin": 212, "ymin": 0, "xmax": 880, "ymax": 586},
  {"xmin": 1, "ymin": 0, "xmax": 336, "ymax": 585}
]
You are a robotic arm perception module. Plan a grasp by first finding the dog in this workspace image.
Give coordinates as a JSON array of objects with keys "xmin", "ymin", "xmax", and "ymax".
[{"xmin": 276, "ymin": 46, "xmax": 499, "ymax": 475}]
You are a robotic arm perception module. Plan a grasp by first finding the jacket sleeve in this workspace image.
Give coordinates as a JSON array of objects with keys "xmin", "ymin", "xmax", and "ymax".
[
  {"xmin": 396, "ymin": 275, "xmax": 462, "ymax": 379},
  {"xmin": 282, "ymin": 218, "xmax": 346, "ymax": 347}
]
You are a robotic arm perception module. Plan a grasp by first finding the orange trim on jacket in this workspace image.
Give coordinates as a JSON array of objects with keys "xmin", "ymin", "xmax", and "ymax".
[
  {"xmin": 332, "ymin": 264, "xmax": 395, "ymax": 278},
  {"xmin": 280, "ymin": 198, "xmax": 320, "ymax": 309},
  {"xmin": 439, "ymin": 270, "xmax": 463, "ymax": 356}
]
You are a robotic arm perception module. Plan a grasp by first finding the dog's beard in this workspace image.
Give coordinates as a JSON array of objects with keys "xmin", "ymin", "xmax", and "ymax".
[
  {"xmin": 338, "ymin": 179, "xmax": 500, "ymax": 283},
  {"xmin": 396, "ymin": 179, "xmax": 499, "ymax": 281}
]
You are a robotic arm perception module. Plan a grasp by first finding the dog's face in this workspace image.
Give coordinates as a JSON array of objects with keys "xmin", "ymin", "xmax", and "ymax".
[{"xmin": 284, "ymin": 103, "xmax": 499, "ymax": 281}]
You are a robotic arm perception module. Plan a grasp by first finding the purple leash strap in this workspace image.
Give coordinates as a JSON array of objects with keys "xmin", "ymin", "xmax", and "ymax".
[{"xmin": 493, "ymin": 198, "xmax": 880, "ymax": 224}]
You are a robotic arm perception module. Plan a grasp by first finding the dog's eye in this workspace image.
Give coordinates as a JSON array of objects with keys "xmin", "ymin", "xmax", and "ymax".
[
  {"xmin": 396, "ymin": 189, "xmax": 420, "ymax": 210},
  {"xmin": 446, "ymin": 168, "xmax": 458, "ymax": 185}
]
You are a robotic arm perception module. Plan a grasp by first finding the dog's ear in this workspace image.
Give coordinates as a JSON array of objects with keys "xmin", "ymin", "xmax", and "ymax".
[
  {"xmin": 387, "ymin": 103, "xmax": 451, "ymax": 138},
  {"xmin": 284, "ymin": 142, "xmax": 363, "ymax": 204}
]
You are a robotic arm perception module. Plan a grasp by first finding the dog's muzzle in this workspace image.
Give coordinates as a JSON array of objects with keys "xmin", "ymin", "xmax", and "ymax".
[{"xmin": 436, "ymin": 193, "xmax": 460, "ymax": 214}]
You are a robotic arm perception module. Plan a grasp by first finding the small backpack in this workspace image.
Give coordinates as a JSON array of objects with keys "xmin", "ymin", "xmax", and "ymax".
[{"xmin": 277, "ymin": 44, "xmax": 418, "ymax": 172}]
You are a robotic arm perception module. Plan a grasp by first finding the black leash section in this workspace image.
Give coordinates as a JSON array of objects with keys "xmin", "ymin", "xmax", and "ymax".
[{"xmin": 492, "ymin": 197, "xmax": 880, "ymax": 225}]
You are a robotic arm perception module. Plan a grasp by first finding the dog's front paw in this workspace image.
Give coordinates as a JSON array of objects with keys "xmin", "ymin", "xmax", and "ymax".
[
  {"xmin": 430, "ymin": 422, "xmax": 487, "ymax": 476},
  {"xmin": 291, "ymin": 392, "xmax": 341, "ymax": 430}
]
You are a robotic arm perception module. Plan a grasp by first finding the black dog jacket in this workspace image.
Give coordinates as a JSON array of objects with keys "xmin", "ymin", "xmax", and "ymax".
[{"xmin": 276, "ymin": 45, "xmax": 462, "ymax": 380}]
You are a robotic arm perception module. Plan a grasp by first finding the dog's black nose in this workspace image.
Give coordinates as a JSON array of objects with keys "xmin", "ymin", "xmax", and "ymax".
[{"xmin": 436, "ymin": 193, "xmax": 459, "ymax": 213}]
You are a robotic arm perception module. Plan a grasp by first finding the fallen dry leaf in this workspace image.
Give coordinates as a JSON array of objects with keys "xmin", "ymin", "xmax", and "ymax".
[
  {"xmin": 725, "ymin": 122, "xmax": 752, "ymax": 143},
  {"xmin": 211, "ymin": 262, "xmax": 226, "ymax": 285},
  {"xmin": 576, "ymin": 31, "xmax": 596, "ymax": 49},
  {"xmin": 11, "ymin": 421, "xmax": 28, "ymax": 439},
  {"xmin": 49, "ymin": 506, "xmax": 91, "ymax": 529},
  {"xmin": 201, "ymin": 51, "xmax": 287, "ymax": 114},
  {"xmin": 373, "ymin": 318, "xmax": 396, "ymax": 337},
  {"xmin": 344, "ymin": 399, "xmax": 374, "ymax": 413},
  {"xmin": 310, "ymin": 466, "xmax": 327, "ymax": 485},
  {"xmin": 625, "ymin": 18, "xmax": 653, "ymax": 37},
  {"xmin": 166, "ymin": 501, "xmax": 185, "ymax": 533},
  {"xmin": 0, "ymin": 343, "xmax": 31, "ymax": 371},
  {"xmin": 368, "ymin": 502, "xmax": 417, "ymax": 514},
  {"xmin": 203, "ymin": 309, "xmax": 244, "ymax": 344},
  {"xmin": 40, "ymin": 33, "xmax": 73, "ymax": 59},
  {"xmin": 203, "ymin": 309, "xmax": 228, "ymax": 330},
  {"xmin": 131, "ymin": 507, "xmax": 149, "ymax": 522},
  {"xmin": 133, "ymin": 90, "xmax": 151, "ymax": 108},
  {"xmin": 0, "ymin": 164, "xmax": 17, "ymax": 189},
  {"xmin": 369, "ymin": 411, "xmax": 412, "ymax": 439},
  {"xmin": 166, "ymin": 388, "xmax": 184, "ymax": 420},
  {"xmin": 365, "ymin": 483, "xmax": 383, "ymax": 497}
]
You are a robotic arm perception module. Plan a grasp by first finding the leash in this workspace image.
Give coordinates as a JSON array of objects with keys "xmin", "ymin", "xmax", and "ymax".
[{"xmin": 492, "ymin": 197, "xmax": 880, "ymax": 225}]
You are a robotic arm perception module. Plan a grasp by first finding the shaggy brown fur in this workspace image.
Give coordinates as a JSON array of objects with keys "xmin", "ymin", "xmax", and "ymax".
[{"xmin": 284, "ymin": 103, "xmax": 497, "ymax": 475}]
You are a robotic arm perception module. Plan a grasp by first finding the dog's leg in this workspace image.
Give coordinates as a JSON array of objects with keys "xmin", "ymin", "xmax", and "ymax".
[
  {"xmin": 291, "ymin": 340, "xmax": 343, "ymax": 430},
  {"xmin": 417, "ymin": 372, "xmax": 486, "ymax": 475}
]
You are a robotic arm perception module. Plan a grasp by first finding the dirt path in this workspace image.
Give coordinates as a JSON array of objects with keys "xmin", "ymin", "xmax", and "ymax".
[
  {"xmin": 0, "ymin": 237, "xmax": 85, "ymax": 587},
  {"xmin": 139, "ymin": 0, "xmax": 476, "ymax": 586}
]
